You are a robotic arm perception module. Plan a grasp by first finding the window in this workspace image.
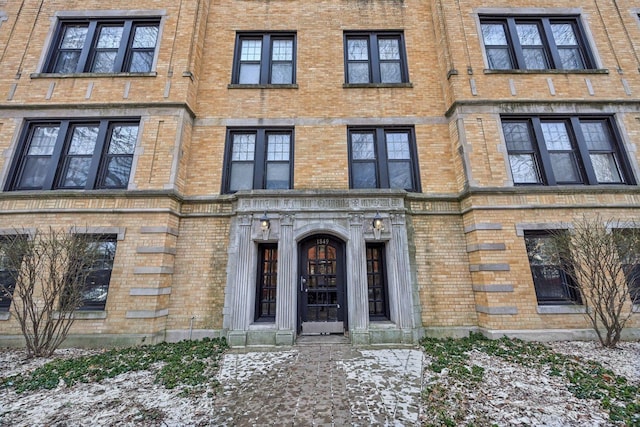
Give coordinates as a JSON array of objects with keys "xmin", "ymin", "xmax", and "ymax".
[
  {"xmin": 222, "ymin": 128, "xmax": 293, "ymax": 193},
  {"xmin": 0, "ymin": 236, "xmax": 26, "ymax": 312},
  {"xmin": 348, "ymin": 127, "xmax": 420, "ymax": 191},
  {"xmin": 45, "ymin": 18, "xmax": 159, "ymax": 74},
  {"xmin": 525, "ymin": 231, "xmax": 581, "ymax": 305},
  {"xmin": 344, "ymin": 32, "xmax": 409, "ymax": 84},
  {"xmin": 7, "ymin": 119, "xmax": 139, "ymax": 191},
  {"xmin": 366, "ymin": 243, "xmax": 389, "ymax": 320},
  {"xmin": 73, "ymin": 235, "xmax": 117, "ymax": 310},
  {"xmin": 614, "ymin": 229, "xmax": 640, "ymax": 304},
  {"xmin": 232, "ymin": 33, "xmax": 296, "ymax": 85},
  {"xmin": 480, "ymin": 16, "xmax": 594, "ymax": 70},
  {"xmin": 255, "ymin": 244, "xmax": 277, "ymax": 322},
  {"xmin": 502, "ymin": 117, "xmax": 633, "ymax": 186}
]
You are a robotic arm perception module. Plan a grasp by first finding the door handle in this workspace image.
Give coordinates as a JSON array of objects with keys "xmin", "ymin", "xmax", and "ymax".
[{"xmin": 300, "ymin": 276, "xmax": 307, "ymax": 292}]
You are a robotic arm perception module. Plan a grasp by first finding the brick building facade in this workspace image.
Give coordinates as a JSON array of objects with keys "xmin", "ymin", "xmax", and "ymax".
[{"xmin": 0, "ymin": 0, "xmax": 638, "ymax": 347}]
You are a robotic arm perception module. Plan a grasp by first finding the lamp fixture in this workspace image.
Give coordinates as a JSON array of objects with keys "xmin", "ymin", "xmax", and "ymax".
[
  {"xmin": 372, "ymin": 212, "xmax": 384, "ymax": 239},
  {"xmin": 260, "ymin": 212, "xmax": 270, "ymax": 232}
]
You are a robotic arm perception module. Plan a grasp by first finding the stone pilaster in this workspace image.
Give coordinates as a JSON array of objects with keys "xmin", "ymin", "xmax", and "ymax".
[
  {"xmin": 348, "ymin": 214, "xmax": 369, "ymax": 343},
  {"xmin": 276, "ymin": 214, "xmax": 296, "ymax": 345}
]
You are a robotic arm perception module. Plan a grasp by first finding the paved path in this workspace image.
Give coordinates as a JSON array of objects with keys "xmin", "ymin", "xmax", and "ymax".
[{"xmin": 210, "ymin": 339, "xmax": 425, "ymax": 426}]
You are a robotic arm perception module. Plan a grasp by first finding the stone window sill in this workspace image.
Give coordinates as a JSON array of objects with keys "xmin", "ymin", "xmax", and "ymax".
[
  {"xmin": 31, "ymin": 72, "xmax": 157, "ymax": 79},
  {"xmin": 228, "ymin": 84, "xmax": 298, "ymax": 89},
  {"xmin": 53, "ymin": 310, "xmax": 107, "ymax": 320},
  {"xmin": 0, "ymin": 311, "xmax": 10, "ymax": 321},
  {"xmin": 343, "ymin": 82, "xmax": 413, "ymax": 88},
  {"xmin": 537, "ymin": 305, "xmax": 586, "ymax": 314},
  {"xmin": 483, "ymin": 68, "xmax": 609, "ymax": 75}
]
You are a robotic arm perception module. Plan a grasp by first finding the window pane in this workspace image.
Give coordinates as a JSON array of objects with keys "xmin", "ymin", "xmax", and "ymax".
[
  {"xmin": 270, "ymin": 63, "xmax": 292, "ymax": 84},
  {"xmin": 239, "ymin": 64, "xmax": 261, "ymax": 84},
  {"xmin": 96, "ymin": 26, "xmax": 123, "ymax": 49},
  {"xmin": 388, "ymin": 162, "xmax": 413, "ymax": 189},
  {"xmin": 482, "ymin": 24, "xmax": 508, "ymax": 45},
  {"xmin": 92, "ymin": 51, "xmax": 117, "ymax": 73},
  {"xmin": 380, "ymin": 63, "xmax": 401, "ymax": 83},
  {"xmin": 486, "ymin": 48, "xmax": 513, "ymax": 69},
  {"xmin": 69, "ymin": 126, "xmax": 99, "ymax": 155},
  {"xmin": 352, "ymin": 162, "xmax": 377, "ymax": 188},
  {"xmin": 232, "ymin": 134, "xmax": 255, "ymax": 161},
  {"xmin": 129, "ymin": 51, "xmax": 154, "ymax": 73},
  {"xmin": 28, "ymin": 126, "xmax": 59, "ymax": 155},
  {"xmin": 386, "ymin": 133, "xmax": 410, "ymax": 159},
  {"xmin": 516, "ymin": 24, "xmax": 543, "ymax": 45},
  {"xmin": 590, "ymin": 154, "xmax": 622, "ymax": 183},
  {"xmin": 229, "ymin": 163, "xmax": 254, "ymax": 191},
  {"xmin": 347, "ymin": 39, "xmax": 368, "ymax": 60},
  {"xmin": 109, "ymin": 126, "xmax": 138, "ymax": 154},
  {"xmin": 103, "ymin": 156, "xmax": 132, "ymax": 188},
  {"xmin": 132, "ymin": 26, "xmax": 158, "ymax": 48},
  {"xmin": 61, "ymin": 26, "xmax": 88, "ymax": 49},
  {"xmin": 266, "ymin": 163, "xmax": 290, "ymax": 189},
  {"xmin": 541, "ymin": 122, "xmax": 572, "ymax": 150},
  {"xmin": 551, "ymin": 23, "xmax": 578, "ymax": 45},
  {"xmin": 509, "ymin": 154, "xmax": 541, "ymax": 184},
  {"xmin": 62, "ymin": 157, "xmax": 91, "ymax": 187},
  {"xmin": 558, "ymin": 48, "xmax": 584, "ymax": 70},
  {"xmin": 240, "ymin": 40, "xmax": 262, "ymax": 61},
  {"xmin": 348, "ymin": 63, "xmax": 370, "ymax": 83},
  {"xmin": 272, "ymin": 40, "xmax": 293, "ymax": 61},
  {"xmin": 580, "ymin": 122, "xmax": 610, "ymax": 151},
  {"xmin": 522, "ymin": 48, "xmax": 548, "ymax": 69},
  {"xmin": 503, "ymin": 122, "xmax": 532, "ymax": 151},
  {"xmin": 54, "ymin": 51, "xmax": 82, "ymax": 73},
  {"xmin": 351, "ymin": 133, "xmax": 375, "ymax": 160},
  {"xmin": 19, "ymin": 158, "xmax": 50, "ymax": 189},
  {"xmin": 378, "ymin": 39, "xmax": 400, "ymax": 60},
  {"xmin": 550, "ymin": 153, "xmax": 580, "ymax": 182},
  {"xmin": 267, "ymin": 134, "xmax": 290, "ymax": 161}
]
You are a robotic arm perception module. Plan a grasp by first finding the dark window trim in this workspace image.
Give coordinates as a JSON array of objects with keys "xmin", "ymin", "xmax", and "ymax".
[
  {"xmin": 524, "ymin": 230, "xmax": 582, "ymax": 305},
  {"xmin": 343, "ymin": 31, "xmax": 410, "ymax": 84},
  {"xmin": 347, "ymin": 126, "xmax": 421, "ymax": 192},
  {"xmin": 6, "ymin": 118, "xmax": 140, "ymax": 192},
  {"xmin": 255, "ymin": 243, "xmax": 278, "ymax": 322},
  {"xmin": 221, "ymin": 127, "xmax": 295, "ymax": 194},
  {"xmin": 231, "ymin": 32, "xmax": 297, "ymax": 85},
  {"xmin": 480, "ymin": 15, "xmax": 596, "ymax": 71},
  {"xmin": 502, "ymin": 115, "xmax": 635, "ymax": 186},
  {"xmin": 44, "ymin": 17, "xmax": 160, "ymax": 74}
]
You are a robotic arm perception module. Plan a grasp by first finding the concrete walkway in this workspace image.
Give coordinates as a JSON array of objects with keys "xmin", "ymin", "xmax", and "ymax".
[{"xmin": 209, "ymin": 337, "xmax": 425, "ymax": 426}]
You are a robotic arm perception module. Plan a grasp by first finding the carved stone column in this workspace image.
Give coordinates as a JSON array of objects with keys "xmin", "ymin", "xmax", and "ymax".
[
  {"xmin": 228, "ymin": 214, "xmax": 253, "ymax": 346},
  {"xmin": 348, "ymin": 214, "xmax": 369, "ymax": 344},
  {"xmin": 389, "ymin": 213, "xmax": 415, "ymax": 341},
  {"xmin": 276, "ymin": 214, "xmax": 296, "ymax": 345}
]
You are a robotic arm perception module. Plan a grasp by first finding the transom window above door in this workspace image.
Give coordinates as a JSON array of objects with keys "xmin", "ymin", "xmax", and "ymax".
[
  {"xmin": 45, "ymin": 18, "xmax": 160, "ymax": 74},
  {"xmin": 344, "ymin": 31, "xmax": 410, "ymax": 85},
  {"xmin": 222, "ymin": 128, "xmax": 294, "ymax": 193},
  {"xmin": 232, "ymin": 33, "xmax": 296, "ymax": 85},
  {"xmin": 480, "ymin": 16, "xmax": 595, "ymax": 71}
]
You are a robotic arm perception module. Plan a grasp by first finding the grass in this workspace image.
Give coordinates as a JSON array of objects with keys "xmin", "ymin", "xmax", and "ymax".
[
  {"xmin": 420, "ymin": 333, "xmax": 639, "ymax": 427},
  {"xmin": 0, "ymin": 337, "xmax": 228, "ymax": 396}
]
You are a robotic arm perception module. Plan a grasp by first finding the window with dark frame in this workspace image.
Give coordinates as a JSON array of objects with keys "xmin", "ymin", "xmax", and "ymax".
[
  {"xmin": 348, "ymin": 127, "xmax": 420, "ymax": 192},
  {"xmin": 222, "ymin": 128, "xmax": 293, "ymax": 193},
  {"xmin": 74, "ymin": 235, "xmax": 117, "ymax": 311},
  {"xmin": 232, "ymin": 33, "xmax": 296, "ymax": 85},
  {"xmin": 480, "ymin": 16, "xmax": 594, "ymax": 71},
  {"xmin": 46, "ymin": 18, "xmax": 160, "ymax": 74},
  {"xmin": 7, "ymin": 120, "xmax": 138, "ymax": 192},
  {"xmin": 344, "ymin": 32, "xmax": 409, "ymax": 84},
  {"xmin": 502, "ymin": 116, "xmax": 633, "ymax": 186},
  {"xmin": 366, "ymin": 243, "xmax": 389, "ymax": 320},
  {"xmin": 614, "ymin": 229, "xmax": 640, "ymax": 304},
  {"xmin": 0, "ymin": 236, "xmax": 26, "ymax": 312},
  {"xmin": 524, "ymin": 231, "xmax": 581, "ymax": 305},
  {"xmin": 255, "ymin": 244, "xmax": 278, "ymax": 322}
]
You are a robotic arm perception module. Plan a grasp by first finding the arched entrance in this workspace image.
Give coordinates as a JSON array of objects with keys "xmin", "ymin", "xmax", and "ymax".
[{"xmin": 298, "ymin": 235, "xmax": 347, "ymax": 335}]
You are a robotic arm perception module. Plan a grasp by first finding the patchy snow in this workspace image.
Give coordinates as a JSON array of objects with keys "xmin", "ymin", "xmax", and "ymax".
[{"xmin": 0, "ymin": 340, "xmax": 638, "ymax": 426}]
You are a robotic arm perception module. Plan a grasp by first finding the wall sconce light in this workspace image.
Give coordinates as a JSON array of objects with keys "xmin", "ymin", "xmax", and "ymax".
[
  {"xmin": 372, "ymin": 211, "xmax": 384, "ymax": 240},
  {"xmin": 260, "ymin": 212, "xmax": 270, "ymax": 240}
]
